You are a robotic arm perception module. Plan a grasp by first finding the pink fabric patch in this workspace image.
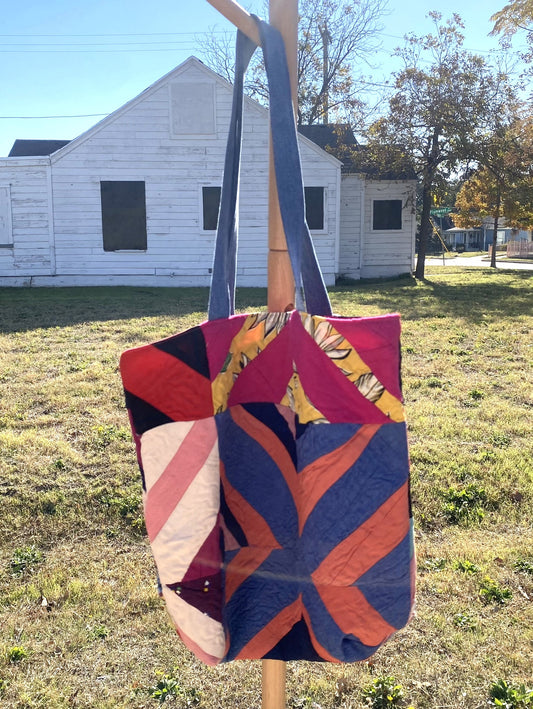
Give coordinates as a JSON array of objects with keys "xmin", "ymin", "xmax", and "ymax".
[
  {"xmin": 227, "ymin": 322, "xmax": 293, "ymax": 407},
  {"xmin": 175, "ymin": 626, "xmax": 222, "ymax": 666},
  {"xmin": 144, "ymin": 418, "xmax": 217, "ymax": 541}
]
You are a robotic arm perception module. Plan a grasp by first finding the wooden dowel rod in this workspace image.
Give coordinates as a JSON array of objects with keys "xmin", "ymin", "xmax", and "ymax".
[
  {"xmin": 261, "ymin": 659, "xmax": 287, "ymax": 709},
  {"xmin": 207, "ymin": 2, "xmax": 297, "ymax": 705},
  {"xmin": 206, "ymin": 0, "xmax": 260, "ymax": 45},
  {"xmin": 267, "ymin": 0, "xmax": 298, "ymax": 314},
  {"xmin": 263, "ymin": 1, "xmax": 299, "ymax": 704}
]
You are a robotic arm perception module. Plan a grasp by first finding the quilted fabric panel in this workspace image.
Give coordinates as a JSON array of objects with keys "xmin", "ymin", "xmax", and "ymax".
[
  {"xmin": 216, "ymin": 402, "xmax": 413, "ymax": 662},
  {"xmin": 120, "ymin": 310, "xmax": 414, "ymax": 665}
]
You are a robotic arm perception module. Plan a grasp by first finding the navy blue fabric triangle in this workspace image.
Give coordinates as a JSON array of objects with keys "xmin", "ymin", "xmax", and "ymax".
[
  {"xmin": 263, "ymin": 619, "xmax": 323, "ymax": 661},
  {"xmin": 125, "ymin": 390, "xmax": 174, "ymax": 435},
  {"xmin": 153, "ymin": 326, "xmax": 210, "ymax": 378}
]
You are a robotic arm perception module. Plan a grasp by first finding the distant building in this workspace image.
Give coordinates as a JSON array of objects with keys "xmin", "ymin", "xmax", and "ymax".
[{"xmin": 444, "ymin": 217, "xmax": 532, "ymax": 251}]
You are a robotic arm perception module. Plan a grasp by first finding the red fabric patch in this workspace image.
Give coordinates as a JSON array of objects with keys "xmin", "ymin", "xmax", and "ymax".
[
  {"xmin": 293, "ymin": 317, "xmax": 391, "ymax": 424},
  {"xmin": 121, "ymin": 345, "xmax": 212, "ymax": 421},
  {"xmin": 331, "ymin": 314, "xmax": 403, "ymax": 401}
]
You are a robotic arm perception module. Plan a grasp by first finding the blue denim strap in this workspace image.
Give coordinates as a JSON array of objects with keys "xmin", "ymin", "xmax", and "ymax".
[
  {"xmin": 208, "ymin": 30, "xmax": 256, "ymax": 321},
  {"xmin": 256, "ymin": 18, "xmax": 332, "ymax": 317},
  {"xmin": 208, "ymin": 20, "xmax": 332, "ymax": 320}
]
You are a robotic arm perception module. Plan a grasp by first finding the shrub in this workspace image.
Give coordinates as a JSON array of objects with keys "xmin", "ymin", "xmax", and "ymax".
[
  {"xmin": 362, "ymin": 676, "xmax": 405, "ymax": 708},
  {"xmin": 488, "ymin": 679, "xmax": 533, "ymax": 707},
  {"xmin": 9, "ymin": 546, "xmax": 44, "ymax": 576}
]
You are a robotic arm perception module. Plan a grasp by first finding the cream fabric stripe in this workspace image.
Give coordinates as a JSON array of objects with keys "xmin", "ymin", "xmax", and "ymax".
[
  {"xmin": 150, "ymin": 435, "xmax": 220, "ymax": 583},
  {"xmin": 140, "ymin": 420, "xmax": 195, "ymax": 491},
  {"xmin": 161, "ymin": 585, "xmax": 226, "ymax": 662},
  {"xmin": 143, "ymin": 418, "xmax": 217, "ymax": 541}
]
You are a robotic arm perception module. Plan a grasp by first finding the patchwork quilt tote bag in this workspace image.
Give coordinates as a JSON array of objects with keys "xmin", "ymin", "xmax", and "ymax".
[{"xmin": 120, "ymin": 17, "xmax": 415, "ymax": 667}]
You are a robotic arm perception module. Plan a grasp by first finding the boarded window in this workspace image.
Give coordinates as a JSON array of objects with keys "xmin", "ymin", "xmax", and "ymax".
[
  {"xmin": 373, "ymin": 199, "xmax": 402, "ymax": 230},
  {"xmin": 100, "ymin": 181, "xmax": 146, "ymax": 251},
  {"xmin": 170, "ymin": 82, "xmax": 216, "ymax": 136},
  {"xmin": 202, "ymin": 186, "xmax": 221, "ymax": 231},
  {"xmin": 305, "ymin": 186, "xmax": 325, "ymax": 231}
]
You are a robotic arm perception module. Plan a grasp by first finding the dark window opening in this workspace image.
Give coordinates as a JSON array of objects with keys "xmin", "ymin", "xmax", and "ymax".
[
  {"xmin": 373, "ymin": 199, "xmax": 402, "ymax": 230},
  {"xmin": 203, "ymin": 186, "xmax": 221, "ymax": 231},
  {"xmin": 305, "ymin": 186, "xmax": 325, "ymax": 230},
  {"xmin": 100, "ymin": 181, "xmax": 146, "ymax": 251}
]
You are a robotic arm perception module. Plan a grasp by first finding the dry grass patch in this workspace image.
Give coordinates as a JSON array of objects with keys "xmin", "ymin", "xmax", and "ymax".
[{"xmin": 0, "ymin": 268, "xmax": 532, "ymax": 708}]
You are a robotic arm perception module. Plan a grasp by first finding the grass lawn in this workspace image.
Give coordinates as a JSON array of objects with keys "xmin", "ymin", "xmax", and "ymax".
[{"xmin": 0, "ymin": 267, "xmax": 532, "ymax": 708}]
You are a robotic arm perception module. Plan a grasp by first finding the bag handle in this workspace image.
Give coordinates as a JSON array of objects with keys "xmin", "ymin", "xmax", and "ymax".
[{"xmin": 208, "ymin": 18, "xmax": 333, "ymax": 320}]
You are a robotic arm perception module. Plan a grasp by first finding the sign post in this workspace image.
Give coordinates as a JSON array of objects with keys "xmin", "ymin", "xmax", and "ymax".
[{"xmin": 430, "ymin": 207, "xmax": 452, "ymax": 263}]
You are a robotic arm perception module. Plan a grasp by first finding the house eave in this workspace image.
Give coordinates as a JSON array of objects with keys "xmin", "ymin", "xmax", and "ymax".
[{"xmin": 0, "ymin": 156, "xmax": 50, "ymax": 167}]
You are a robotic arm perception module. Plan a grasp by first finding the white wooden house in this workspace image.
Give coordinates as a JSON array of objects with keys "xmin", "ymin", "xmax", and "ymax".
[{"xmin": 0, "ymin": 58, "xmax": 416, "ymax": 287}]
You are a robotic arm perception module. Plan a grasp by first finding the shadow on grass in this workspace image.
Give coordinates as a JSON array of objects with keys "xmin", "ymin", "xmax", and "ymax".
[
  {"xmin": 332, "ymin": 269, "xmax": 532, "ymax": 323},
  {"xmin": 0, "ymin": 268, "xmax": 531, "ymax": 333},
  {"xmin": 0, "ymin": 285, "xmax": 275, "ymax": 334}
]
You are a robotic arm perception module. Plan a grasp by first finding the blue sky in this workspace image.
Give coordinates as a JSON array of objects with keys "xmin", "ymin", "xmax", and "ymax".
[{"xmin": 0, "ymin": 0, "xmax": 525, "ymax": 157}]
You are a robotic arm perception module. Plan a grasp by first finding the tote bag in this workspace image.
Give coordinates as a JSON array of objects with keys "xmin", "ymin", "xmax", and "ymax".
[{"xmin": 120, "ymin": 17, "xmax": 415, "ymax": 667}]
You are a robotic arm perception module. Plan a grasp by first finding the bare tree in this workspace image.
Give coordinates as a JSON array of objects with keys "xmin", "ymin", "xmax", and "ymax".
[{"xmin": 196, "ymin": 0, "xmax": 388, "ymax": 125}]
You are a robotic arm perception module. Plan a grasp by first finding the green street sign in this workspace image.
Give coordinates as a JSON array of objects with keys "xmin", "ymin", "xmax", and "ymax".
[{"xmin": 430, "ymin": 207, "xmax": 452, "ymax": 217}]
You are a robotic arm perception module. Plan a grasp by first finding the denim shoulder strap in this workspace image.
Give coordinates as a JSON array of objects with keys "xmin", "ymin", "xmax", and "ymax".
[
  {"xmin": 208, "ymin": 30, "xmax": 256, "ymax": 321},
  {"xmin": 208, "ymin": 21, "xmax": 333, "ymax": 320}
]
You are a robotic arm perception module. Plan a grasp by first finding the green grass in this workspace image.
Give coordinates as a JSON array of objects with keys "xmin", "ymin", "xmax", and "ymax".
[{"xmin": 0, "ymin": 267, "xmax": 532, "ymax": 708}]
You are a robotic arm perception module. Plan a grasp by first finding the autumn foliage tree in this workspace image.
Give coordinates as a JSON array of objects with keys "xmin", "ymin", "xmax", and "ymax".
[
  {"xmin": 453, "ymin": 115, "xmax": 533, "ymax": 266},
  {"xmin": 362, "ymin": 12, "xmax": 514, "ymax": 278},
  {"xmin": 491, "ymin": 0, "xmax": 533, "ymax": 43},
  {"xmin": 491, "ymin": 0, "xmax": 533, "ymax": 85}
]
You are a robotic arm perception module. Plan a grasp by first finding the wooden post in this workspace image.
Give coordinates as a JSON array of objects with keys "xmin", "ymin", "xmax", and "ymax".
[
  {"xmin": 261, "ymin": 658, "xmax": 287, "ymax": 709},
  {"xmin": 267, "ymin": 0, "xmax": 298, "ymax": 314},
  {"xmin": 262, "ymin": 0, "xmax": 298, "ymax": 705},
  {"xmin": 205, "ymin": 0, "xmax": 260, "ymax": 44},
  {"xmin": 206, "ymin": 1, "xmax": 299, "ymax": 705}
]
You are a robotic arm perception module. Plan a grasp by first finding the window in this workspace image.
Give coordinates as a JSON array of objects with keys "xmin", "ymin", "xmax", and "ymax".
[
  {"xmin": 201, "ymin": 186, "xmax": 325, "ymax": 232},
  {"xmin": 305, "ymin": 186, "xmax": 325, "ymax": 231},
  {"xmin": 372, "ymin": 199, "xmax": 402, "ymax": 231},
  {"xmin": 100, "ymin": 181, "xmax": 146, "ymax": 251},
  {"xmin": 0, "ymin": 186, "xmax": 13, "ymax": 247},
  {"xmin": 170, "ymin": 82, "xmax": 216, "ymax": 137},
  {"xmin": 202, "ymin": 186, "xmax": 221, "ymax": 231}
]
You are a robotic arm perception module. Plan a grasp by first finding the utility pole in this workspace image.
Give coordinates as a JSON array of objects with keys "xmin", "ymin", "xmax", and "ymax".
[{"xmin": 319, "ymin": 23, "xmax": 331, "ymax": 123}]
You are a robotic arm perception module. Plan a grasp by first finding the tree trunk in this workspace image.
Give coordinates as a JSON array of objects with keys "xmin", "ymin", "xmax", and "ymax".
[
  {"xmin": 490, "ymin": 185, "xmax": 502, "ymax": 269},
  {"xmin": 415, "ymin": 178, "xmax": 433, "ymax": 279}
]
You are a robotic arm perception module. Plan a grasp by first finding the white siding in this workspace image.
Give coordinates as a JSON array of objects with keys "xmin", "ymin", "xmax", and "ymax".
[
  {"xmin": 0, "ymin": 59, "xmax": 340, "ymax": 287},
  {"xmin": 338, "ymin": 174, "xmax": 364, "ymax": 279},
  {"xmin": 0, "ymin": 160, "xmax": 51, "ymax": 277},
  {"xmin": 361, "ymin": 180, "xmax": 416, "ymax": 279}
]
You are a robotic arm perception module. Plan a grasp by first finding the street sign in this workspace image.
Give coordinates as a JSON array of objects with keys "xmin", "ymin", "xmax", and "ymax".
[{"xmin": 430, "ymin": 207, "xmax": 452, "ymax": 217}]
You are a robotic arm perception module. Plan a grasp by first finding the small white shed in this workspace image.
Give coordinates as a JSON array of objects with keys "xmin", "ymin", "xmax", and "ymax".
[{"xmin": 0, "ymin": 58, "xmax": 415, "ymax": 287}]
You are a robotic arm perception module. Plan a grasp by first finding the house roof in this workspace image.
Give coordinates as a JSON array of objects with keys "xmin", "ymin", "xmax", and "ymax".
[
  {"xmin": 346, "ymin": 147, "xmax": 417, "ymax": 180},
  {"xmin": 448, "ymin": 217, "xmax": 517, "ymax": 231},
  {"xmin": 8, "ymin": 139, "xmax": 71, "ymax": 157},
  {"xmin": 5, "ymin": 60, "xmax": 339, "ymax": 170},
  {"xmin": 22, "ymin": 57, "xmax": 337, "ymax": 168},
  {"xmin": 298, "ymin": 124, "xmax": 358, "ymax": 151},
  {"xmin": 444, "ymin": 226, "xmax": 482, "ymax": 233}
]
